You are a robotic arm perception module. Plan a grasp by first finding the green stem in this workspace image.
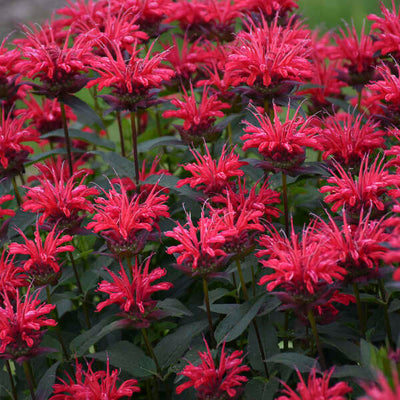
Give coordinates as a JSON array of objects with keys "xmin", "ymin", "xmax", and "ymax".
[
  {"xmin": 5, "ymin": 360, "xmax": 17, "ymax": 400},
  {"xmin": 141, "ymin": 328, "xmax": 161, "ymax": 376},
  {"xmin": 235, "ymin": 259, "xmax": 249, "ymax": 300},
  {"xmin": 116, "ymin": 111, "xmax": 126, "ymax": 157},
  {"xmin": 352, "ymin": 283, "xmax": 365, "ymax": 338},
  {"xmin": 12, "ymin": 177, "xmax": 22, "ymax": 206},
  {"xmin": 308, "ymin": 309, "xmax": 326, "ymax": 370},
  {"xmin": 60, "ymin": 102, "xmax": 73, "ymax": 177},
  {"xmin": 378, "ymin": 279, "xmax": 393, "ymax": 347},
  {"xmin": 202, "ymin": 277, "xmax": 216, "ymax": 347},
  {"xmin": 357, "ymin": 88, "xmax": 363, "ymax": 110},
  {"xmin": 283, "ymin": 311, "xmax": 289, "ymax": 351},
  {"xmin": 22, "ymin": 361, "xmax": 36, "ymax": 400},
  {"xmin": 130, "ymin": 111, "xmax": 140, "ymax": 186},
  {"xmin": 250, "ymin": 265, "xmax": 256, "ymax": 297},
  {"xmin": 227, "ymin": 122, "xmax": 233, "ymax": 145},
  {"xmin": 282, "ymin": 173, "xmax": 289, "ymax": 237},
  {"xmin": 69, "ymin": 252, "xmax": 91, "ymax": 329}
]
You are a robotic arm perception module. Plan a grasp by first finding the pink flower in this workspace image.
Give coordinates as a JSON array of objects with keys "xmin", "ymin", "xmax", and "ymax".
[
  {"xmin": 359, "ymin": 371, "xmax": 400, "ymax": 400},
  {"xmin": 236, "ymin": 0, "xmax": 298, "ymax": 19},
  {"xmin": 317, "ymin": 112, "xmax": 385, "ymax": 167},
  {"xmin": 9, "ymin": 223, "xmax": 74, "ymax": 287},
  {"xmin": 0, "ymin": 287, "xmax": 56, "ymax": 362},
  {"xmin": 176, "ymin": 339, "xmax": 250, "ymax": 400},
  {"xmin": 177, "ymin": 145, "xmax": 247, "ymax": 196},
  {"xmin": 0, "ymin": 194, "xmax": 15, "ymax": 219},
  {"xmin": 165, "ymin": 211, "xmax": 229, "ymax": 277},
  {"xmin": 0, "ymin": 251, "xmax": 27, "ymax": 301},
  {"xmin": 277, "ymin": 368, "xmax": 352, "ymax": 400},
  {"xmin": 241, "ymin": 104, "xmax": 319, "ymax": 173},
  {"xmin": 163, "ymin": 84, "xmax": 230, "ymax": 145},
  {"xmin": 22, "ymin": 164, "xmax": 98, "ymax": 233},
  {"xmin": 50, "ymin": 358, "xmax": 140, "ymax": 400},
  {"xmin": 96, "ymin": 255, "xmax": 172, "ymax": 328},
  {"xmin": 87, "ymin": 179, "xmax": 169, "ymax": 258}
]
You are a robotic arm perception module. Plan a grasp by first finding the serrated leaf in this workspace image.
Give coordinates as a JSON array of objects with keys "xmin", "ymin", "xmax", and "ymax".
[
  {"xmin": 42, "ymin": 129, "xmax": 115, "ymax": 150},
  {"xmin": 89, "ymin": 341, "xmax": 156, "ymax": 377},
  {"xmin": 245, "ymin": 378, "xmax": 279, "ymax": 400},
  {"xmin": 154, "ymin": 319, "xmax": 208, "ymax": 369},
  {"xmin": 36, "ymin": 362, "xmax": 60, "ymax": 400},
  {"xmin": 266, "ymin": 352, "xmax": 320, "ymax": 372},
  {"xmin": 157, "ymin": 298, "xmax": 193, "ymax": 317},
  {"xmin": 70, "ymin": 317, "xmax": 121, "ymax": 356},
  {"xmin": 215, "ymin": 293, "xmax": 267, "ymax": 344},
  {"xmin": 138, "ymin": 136, "xmax": 186, "ymax": 152},
  {"xmin": 60, "ymin": 94, "xmax": 105, "ymax": 128}
]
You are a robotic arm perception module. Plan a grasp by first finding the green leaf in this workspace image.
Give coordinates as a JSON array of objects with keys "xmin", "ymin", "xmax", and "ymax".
[
  {"xmin": 215, "ymin": 293, "xmax": 267, "ymax": 344},
  {"xmin": 323, "ymin": 338, "xmax": 361, "ymax": 363},
  {"xmin": 332, "ymin": 365, "xmax": 375, "ymax": 380},
  {"xmin": 245, "ymin": 378, "xmax": 279, "ymax": 400},
  {"xmin": 7, "ymin": 209, "xmax": 36, "ymax": 239},
  {"xmin": 266, "ymin": 352, "xmax": 320, "ymax": 372},
  {"xmin": 60, "ymin": 94, "xmax": 105, "ymax": 128},
  {"xmin": 70, "ymin": 317, "xmax": 121, "ymax": 356},
  {"xmin": 138, "ymin": 136, "xmax": 186, "ymax": 152},
  {"xmin": 95, "ymin": 151, "xmax": 136, "ymax": 179},
  {"xmin": 42, "ymin": 129, "xmax": 115, "ymax": 150},
  {"xmin": 36, "ymin": 362, "xmax": 60, "ymax": 400},
  {"xmin": 89, "ymin": 341, "xmax": 156, "ymax": 378},
  {"xmin": 144, "ymin": 174, "xmax": 199, "ymax": 199},
  {"xmin": 157, "ymin": 298, "xmax": 193, "ymax": 318},
  {"xmin": 154, "ymin": 319, "xmax": 208, "ymax": 369},
  {"xmin": 360, "ymin": 339, "xmax": 375, "ymax": 367}
]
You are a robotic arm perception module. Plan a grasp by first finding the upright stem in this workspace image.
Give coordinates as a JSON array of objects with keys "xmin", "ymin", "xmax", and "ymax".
[
  {"xmin": 60, "ymin": 102, "xmax": 73, "ymax": 177},
  {"xmin": 378, "ymin": 279, "xmax": 393, "ymax": 347},
  {"xmin": 283, "ymin": 311, "xmax": 289, "ymax": 351},
  {"xmin": 281, "ymin": 173, "xmax": 289, "ymax": 237},
  {"xmin": 69, "ymin": 252, "xmax": 91, "ymax": 329},
  {"xmin": 22, "ymin": 360, "xmax": 36, "ymax": 400},
  {"xmin": 5, "ymin": 360, "xmax": 18, "ymax": 400},
  {"xmin": 116, "ymin": 111, "xmax": 126, "ymax": 157},
  {"xmin": 202, "ymin": 277, "xmax": 216, "ymax": 347},
  {"xmin": 227, "ymin": 123, "xmax": 233, "ymax": 145},
  {"xmin": 130, "ymin": 111, "xmax": 140, "ymax": 186},
  {"xmin": 12, "ymin": 177, "xmax": 22, "ymax": 206},
  {"xmin": 307, "ymin": 309, "xmax": 326, "ymax": 370},
  {"xmin": 141, "ymin": 328, "xmax": 161, "ymax": 376},
  {"xmin": 352, "ymin": 283, "xmax": 366, "ymax": 338},
  {"xmin": 235, "ymin": 259, "xmax": 249, "ymax": 300},
  {"xmin": 250, "ymin": 265, "xmax": 256, "ymax": 297},
  {"xmin": 155, "ymin": 107, "xmax": 162, "ymax": 137}
]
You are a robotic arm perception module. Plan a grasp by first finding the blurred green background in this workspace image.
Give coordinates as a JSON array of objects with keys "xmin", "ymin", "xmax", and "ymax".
[{"xmin": 299, "ymin": 0, "xmax": 390, "ymax": 31}]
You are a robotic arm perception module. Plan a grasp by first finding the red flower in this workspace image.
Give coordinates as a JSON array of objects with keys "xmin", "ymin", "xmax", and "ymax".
[
  {"xmin": 0, "ymin": 287, "xmax": 56, "ymax": 362},
  {"xmin": 176, "ymin": 339, "xmax": 250, "ymax": 400},
  {"xmin": 236, "ymin": 0, "xmax": 298, "ymax": 19},
  {"xmin": 22, "ymin": 164, "xmax": 98, "ymax": 233},
  {"xmin": 320, "ymin": 156, "xmax": 400, "ymax": 218},
  {"xmin": 0, "ymin": 251, "xmax": 27, "ymax": 301},
  {"xmin": 87, "ymin": 179, "xmax": 169, "ymax": 258},
  {"xmin": 88, "ymin": 41, "xmax": 174, "ymax": 111},
  {"xmin": 50, "ymin": 358, "xmax": 140, "ymax": 400},
  {"xmin": 16, "ymin": 23, "xmax": 92, "ymax": 97},
  {"xmin": 165, "ymin": 211, "xmax": 229, "ymax": 277},
  {"xmin": 163, "ymin": 84, "xmax": 230, "ymax": 145},
  {"xmin": 0, "ymin": 112, "xmax": 39, "ymax": 178},
  {"xmin": 317, "ymin": 112, "xmax": 385, "ymax": 167},
  {"xmin": 277, "ymin": 368, "xmax": 352, "ymax": 400},
  {"xmin": 225, "ymin": 17, "xmax": 312, "ymax": 94},
  {"xmin": 241, "ymin": 104, "xmax": 319, "ymax": 173},
  {"xmin": 9, "ymin": 223, "xmax": 74, "ymax": 287},
  {"xmin": 177, "ymin": 145, "xmax": 247, "ymax": 196},
  {"xmin": 368, "ymin": 1, "xmax": 400, "ymax": 59},
  {"xmin": 359, "ymin": 371, "xmax": 400, "ymax": 400},
  {"xmin": 96, "ymin": 255, "xmax": 172, "ymax": 328},
  {"xmin": 0, "ymin": 194, "xmax": 15, "ymax": 219},
  {"xmin": 317, "ymin": 211, "xmax": 390, "ymax": 283},
  {"xmin": 329, "ymin": 24, "xmax": 376, "ymax": 87}
]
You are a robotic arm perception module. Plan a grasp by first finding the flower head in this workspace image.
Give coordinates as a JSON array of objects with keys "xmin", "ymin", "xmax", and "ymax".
[
  {"xmin": 176, "ymin": 339, "xmax": 250, "ymax": 400},
  {"xmin": 318, "ymin": 112, "xmax": 385, "ymax": 167},
  {"xmin": 9, "ymin": 223, "xmax": 74, "ymax": 287},
  {"xmin": 163, "ymin": 84, "xmax": 230, "ymax": 145},
  {"xmin": 177, "ymin": 145, "xmax": 247, "ymax": 196},
  {"xmin": 0, "ymin": 251, "xmax": 27, "ymax": 302},
  {"xmin": 22, "ymin": 163, "xmax": 98, "ymax": 233},
  {"xmin": 241, "ymin": 104, "xmax": 319, "ymax": 173},
  {"xmin": 236, "ymin": 0, "xmax": 298, "ymax": 20},
  {"xmin": 50, "ymin": 358, "xmax": 140, "ymax": 399},
  {"xmin": 88, "ymin": 41, "xmax": 174, "ymax": 111},
  {"xmin": 165, "ymin": 211, "xmax": 229, "ymax": 278},
  {"xmin": 277, "ymin": 368, "xmax": 352, "ymax": 400},
  {"xmin": 96, "ymin": 255, "xmax": 172, "ymax": 328},
  {"xmin": 359, "ymin": 371, "xmax": 400, "ymax": 400},
  {"xmin": 0, "ymin": 287, "xmax": 56, "ymax": 362},
  {"xmin": 87, "ymin": 179, "xmax": 169, "ymax": 258},
  {"xmin": 0, "ymin": 194, "xmax": 15, "ymax": 219}
]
